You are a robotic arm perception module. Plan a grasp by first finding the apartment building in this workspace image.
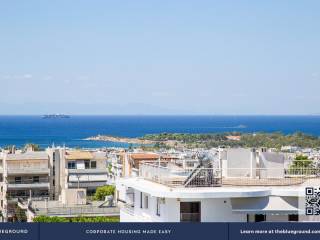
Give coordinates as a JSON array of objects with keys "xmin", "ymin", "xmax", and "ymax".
[
  {"xmin": 2, "ymin": 151, "xmax": 50, "ymax": 222},
  {"xmin": 116, "ymin": 148, "xmax": 315, "ymax": 222},
  {"xmin": 60, "ymin": 149, "xmax": 109, "ymax": 196},
  {"xmin": 0, "ymin": 147, "xmax": 112, "ymax": 222},
  {"xmin": 110, "ymin": 151, "xmax": 179, "ymax": 180}
]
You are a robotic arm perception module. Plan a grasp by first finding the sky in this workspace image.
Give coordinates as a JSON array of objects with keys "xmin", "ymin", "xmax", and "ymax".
[{"xmin": 0, "ymin": 0, "xmax": 320, "ymax": 115}]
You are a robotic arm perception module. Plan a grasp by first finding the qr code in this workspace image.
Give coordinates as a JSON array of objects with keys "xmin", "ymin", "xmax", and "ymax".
[{"xmin": 305, "ymin": 187, "xmax": 320, "ymax": 215}]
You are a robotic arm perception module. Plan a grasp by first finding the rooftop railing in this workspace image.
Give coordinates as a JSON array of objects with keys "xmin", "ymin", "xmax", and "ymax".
[
  {"xmin": 139, "ymin": 162, "xmax": 221, "ymax": 187},
  {"xmin": 139, "ymin": 163, "xmax": 319, "ymax": 187},
  {"xmin": 32, "ymin": 206, "xmax": 120, "ymax": 217}
]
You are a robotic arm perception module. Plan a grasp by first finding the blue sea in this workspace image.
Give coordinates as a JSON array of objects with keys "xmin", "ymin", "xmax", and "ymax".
[{"xmin": 0, "ymin": 115, "xmax": 319, "ymax": 149}]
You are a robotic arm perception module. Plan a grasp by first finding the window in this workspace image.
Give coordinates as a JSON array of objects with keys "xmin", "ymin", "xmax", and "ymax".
[
  {"xmin": 288, "ymin": 214, "xmax": 299, "ymax": 221},
  {"xmin": 156, "ymin": 197, "xmax": 161, "ymax": 216},
  {"xmin": 52, "ymin": 152, "xmax": 56, "ymax": 161},
  {"xmin": 15, "ymin": 177, "xmax": 22, "ymax": 184},
  {"xmin": 53, "ymin": 166, "xmax": 55, "ymax": 175},
  {"xmin": 84, "ymin": 160, "xmax": 90, "ymax": 169},
  {"xmin": 180, "ymin": 202, "xmax": 201, "ymax": 222},
  {"xmin": 33, "ymin": 176, "xmax": 39, "ymax": 183},
  {"xmin": 254, "ymin": 214, "xmax": 266, "ymax": 222},
  {"xmin": 140, "ymin": 192, "xmax": 143, "ymax": 208},
  {"xmin": 144, "ymin": 195, "xmax": 149, "ymax": 209},
  {"xmin": 90, "ymin": 161, "xmax": 97, "ymax": 169},
  {"xmin": 68, "ymin": 161, "xmax": 76, "ymax": 169}
]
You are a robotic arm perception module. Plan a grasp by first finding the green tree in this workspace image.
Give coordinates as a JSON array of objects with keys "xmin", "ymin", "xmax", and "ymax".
[
  {"xmin": 23, "ymin": 143, "xmax": 41, "ymax": 151},
  {"xmin": 13, "ymin": 205, "xmax": 27, "ymax": 222},
  {"xmin": 94, "ymin": 185, "xmax": 115, "ymax": 201},
  {"xmin": 289, "ymin": 155, "xmax": 314, "ymax": 174}
]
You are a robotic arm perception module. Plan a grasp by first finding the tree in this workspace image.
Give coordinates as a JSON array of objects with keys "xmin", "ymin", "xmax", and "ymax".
[
  {"xmin": 94, "ymin": 185, "xmax": 115, "ymax": 201},
  {"xmin": 291, "ymin": 155, "xmax": 312, "ymax": 168},
  {"xmin": 23, "ymin": 143, "xmax": 41, "ymax": 151},
  {"xmin": 13, "ymin": 205, "xmax": 27, "ymax": 222},
  {"xmin": 289, "ymin": 155, "xmax": 314, "ymax": 175}
]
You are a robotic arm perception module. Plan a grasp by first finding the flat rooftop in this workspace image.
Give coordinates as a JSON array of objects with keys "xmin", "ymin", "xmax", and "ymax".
[
  {"xmin": 117, "ymin": 177, "xmax": 310, "ymax": 199},
  {"xmin": 6, "ymin": 152, "xmax": 49, "ymax": 161}
]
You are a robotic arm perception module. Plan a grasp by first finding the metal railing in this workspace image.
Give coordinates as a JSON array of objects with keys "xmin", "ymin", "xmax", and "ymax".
[
  {"xmin": 180, "ymin": 213, "xmax": 201, "ymax": 222},
  {"xmin": 66, "ymin": 168, "xmax": 109, "ymax": 174},
  {"xmin": 139, "ymin": 163, "xmax": 320, "ymax": 187},
  {"xmin": 7, "ymin": 177, "xmax": 49, "ymax": 185},
  {"xmin": 32, "ymin": 206, "xmax": 120, "ymax": 216},
  {"xmin": 139, "ymin": 163, "xmax": 221, "ymax": 187}
]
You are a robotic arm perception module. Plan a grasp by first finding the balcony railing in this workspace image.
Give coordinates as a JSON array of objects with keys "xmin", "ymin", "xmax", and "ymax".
[
  {"xmin": 139, "ymin": 163, "xmax": 318, "ymax": 187},
  {"xmin": 68, "ymin": 181, "xmax": 107, "ymax": 188},
  {"xmin": 139, "ymin": 163, "xmax": 222, "ymax": 187},
  {"xmin": 180, "ymin": 213, "xmax": 201, "ymax": 222},
  {"xmin": 7, "ymin": 166, "xmax": 49, "ymax": 174},
  {"xmin": 7, "ymin": 177, "xmax": 50, "ymax": 189},
  {"xmin": 7, "ymin": 177, "xmax": 49, "ymax": 185},
  {"xmin": 32, "ymin": 206, "xmax": 120, "ymax": 217},
  {"xmin": 66, "ymin": 168, "xmax": 109, "ymax": 174}
]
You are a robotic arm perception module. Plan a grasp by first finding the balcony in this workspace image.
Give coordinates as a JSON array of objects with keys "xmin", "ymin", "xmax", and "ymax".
[
  {"xmin": 180, "ymin": 213, "xmax": 201, "ymax": 222},
  {"xmin": 66, "ymin": 168, "xmax": 109, "ymax": 174},
  {"xmin": 7, "ymin": 166, "xmax": 49, "ymax": 175},
  {"xmin": 68, "ymin": 181, "xmax": 107, "ymax": 188},
  {"xmin": 29, "ymin": 200, "xmax": 120, "ymax": 217},
  {"xmin": 7, "ymin": 178, "xmax": 50, "ymax": 189}
]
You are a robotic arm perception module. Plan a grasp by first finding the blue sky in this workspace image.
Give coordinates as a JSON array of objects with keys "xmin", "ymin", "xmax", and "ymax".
[{"xmin": 0, "ymin": 0, "xmax": 319, "ymax": 115}]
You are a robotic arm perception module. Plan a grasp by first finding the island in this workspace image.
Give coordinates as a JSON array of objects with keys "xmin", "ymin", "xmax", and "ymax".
[
  {"xmin": 83, "ymin": 135, "xmax": 155, "ymax": 145},
  {"xmin": 84, "ymin": 132, "xmax": 320, "ymax": 149}
]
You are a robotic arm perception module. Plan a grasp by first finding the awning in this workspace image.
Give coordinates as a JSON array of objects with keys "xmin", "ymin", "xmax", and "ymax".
[
  {"xmin": 69, "ymin": 174, "xmax": 108, "ymax": 182},
  {"xmin": 231, "ymin": 196, "xmax": 298, "ymax": 214}
]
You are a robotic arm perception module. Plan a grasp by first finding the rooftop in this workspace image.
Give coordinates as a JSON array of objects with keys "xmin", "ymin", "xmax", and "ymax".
[
  {"xmin": 117, "ymin": 177, "xmax": 306, "ymax": 199},
  {"xmin": 65, "ymin": 151, "xmax": 93, "ymax": 160},
  {"xmin": 129, "ymin": 153, "xmax": 159, "ymax": 160},
  {"xmin": 6, "ymin": 152, "xmax": 49, "ymax": 161},
  {"xmin": 138, "ymin": 162, "xmax": 317, "ymax": 188},
  {"xmin": 29, "ymin": 200, "xmax": 119, "ymax": 217}
]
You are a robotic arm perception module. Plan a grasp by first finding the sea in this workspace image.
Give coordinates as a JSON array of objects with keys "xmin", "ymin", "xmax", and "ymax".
[{"xmin": 0, "ymin": 115, "xmax": 319, "ymax": 149}]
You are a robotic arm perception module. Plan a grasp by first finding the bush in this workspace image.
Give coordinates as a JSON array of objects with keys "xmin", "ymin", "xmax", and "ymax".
[
  {"xmin": 33, "ymin": 215, "xmax": 119, "ymax": 222},
  {"xmin": 33, "ymin": 216, "xmax": 69, "ymax": 222},
  {"xmin": 94, "ymin": 185, "xmax": 115, "ymax": 201}
]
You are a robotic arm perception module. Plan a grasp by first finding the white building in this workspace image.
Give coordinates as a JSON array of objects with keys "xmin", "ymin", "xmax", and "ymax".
[{"xmin": 116, "ymin": 148, "xmax": 316, "ymax": 222}]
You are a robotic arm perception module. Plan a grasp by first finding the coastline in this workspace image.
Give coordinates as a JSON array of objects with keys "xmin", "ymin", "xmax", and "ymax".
[{"xmin": 83, "ymin": 135, "xmax": 155, "ymax": 145}]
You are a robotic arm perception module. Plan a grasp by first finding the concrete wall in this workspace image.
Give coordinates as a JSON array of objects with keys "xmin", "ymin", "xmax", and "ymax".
[
  {"xmin": 120, "ymin": 189, "xmax": 247, "ymax": 222},
  {"xmin": 259, "ymin": 152, "xmax": 285, "ymax": 178},
  {"xmin": 225, "ymin": 148, "xmax": 257, "ymax": 178}
]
